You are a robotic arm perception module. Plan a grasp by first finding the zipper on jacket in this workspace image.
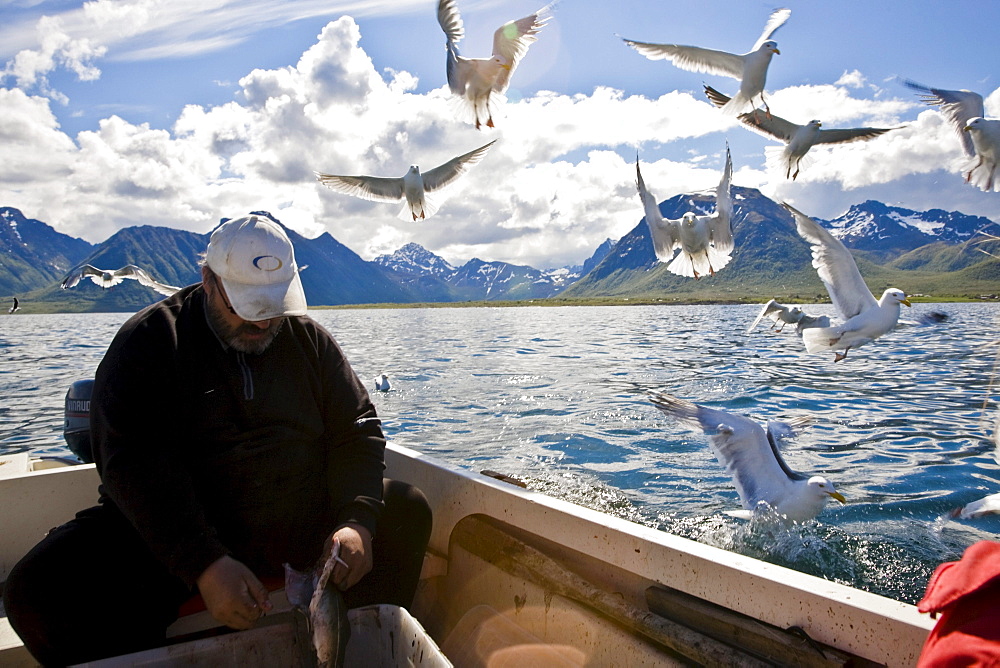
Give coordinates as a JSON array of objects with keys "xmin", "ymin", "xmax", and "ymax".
[{"xmin": 236, "ymin": 351, "xmax": 254, "ymax": 400}]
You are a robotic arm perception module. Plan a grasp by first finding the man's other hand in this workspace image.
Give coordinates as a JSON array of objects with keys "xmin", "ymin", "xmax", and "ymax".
[
  {"xmin": 195, "ymin": 555, "xmax": 273, "ymax": 629},
  {"xmin": 328, "ymin": 524, "xmax": 373, "ymax": 591}
]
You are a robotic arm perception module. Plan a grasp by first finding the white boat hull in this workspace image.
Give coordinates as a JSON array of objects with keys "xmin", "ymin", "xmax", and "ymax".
[{"xmin": 0, "ymin": 445, "xmax": 932, "ymax": 666}]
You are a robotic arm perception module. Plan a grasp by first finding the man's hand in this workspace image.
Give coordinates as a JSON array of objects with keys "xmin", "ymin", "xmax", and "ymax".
[
  {"xmin": 327, "ymin": 524, "xmax": 373, "ymax": 591},
  {"xmin": 195, "ymin": 555, "xmax": 273, "ymax": 630}
]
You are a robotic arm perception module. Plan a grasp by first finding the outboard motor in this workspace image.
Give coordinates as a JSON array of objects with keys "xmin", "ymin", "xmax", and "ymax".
[{"xmin": 64, "ymin": 379, "xmax": 95, "ymax": 463}]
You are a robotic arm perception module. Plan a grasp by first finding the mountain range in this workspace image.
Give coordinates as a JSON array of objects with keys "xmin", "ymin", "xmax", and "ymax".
[
  {"xmin": 562, "ymin": 188, "xmax": 1000, "ymax": 302},
  {"xmin": 2, "ymin": 189, "xmax": 998, "ymax": 313}
]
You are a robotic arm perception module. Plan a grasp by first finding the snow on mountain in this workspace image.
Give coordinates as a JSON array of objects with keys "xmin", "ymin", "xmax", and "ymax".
[
  {"xmin": 821, "ymin": 200, "xmax": 999, "ymax": 253},
  {"xmin": 373, "ymin": 242, "xmax": 456, "ymax": 276}
]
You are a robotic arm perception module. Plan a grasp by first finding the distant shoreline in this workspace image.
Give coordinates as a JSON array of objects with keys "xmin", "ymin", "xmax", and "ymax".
[
  {"xmin": 6, "ymin": 294, "xmax": 997, "ymax": 315},
  {"xmin": 312, "ymin": 295, "xmax": 996, "ymax": 310}
]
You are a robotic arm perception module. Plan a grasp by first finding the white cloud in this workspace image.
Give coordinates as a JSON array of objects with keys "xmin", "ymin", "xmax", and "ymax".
[
  {"xmin": 986, "ymin": 88, "xmax": 1000, "ymax": 118},
  {"xmin": 0, "ymin": 88, "xmax": 78, "ymax": 181},
  {"xmin": 835, "ymin": 69, "xmax": 867, "ymax": 89},
  {"xmin": 1, "ymin": 15, "xmax": 998, "ymax": 270},
  {"xmin": 0, "ymin": 0, "xmax": 430, "ymax": 91},
  {"xmin": 2, "ymin": 15, "xmax": 106, "ymax": 94}
]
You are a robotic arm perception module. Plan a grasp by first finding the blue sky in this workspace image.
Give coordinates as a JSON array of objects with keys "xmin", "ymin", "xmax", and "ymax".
[{"xmin": 2, "ymin": 0, "xmax": 998, "ymax": 269}]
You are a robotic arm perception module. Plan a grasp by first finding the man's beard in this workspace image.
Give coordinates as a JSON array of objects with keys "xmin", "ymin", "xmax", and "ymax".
[{"xmin": 207, "ymin": 305, "xmax": 283, "ymax": 354}]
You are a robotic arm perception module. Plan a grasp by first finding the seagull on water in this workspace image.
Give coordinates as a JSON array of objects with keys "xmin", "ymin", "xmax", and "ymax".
[
  {"xmin": 60, "ymin": 264, "xmax": 180, "ymax": 297},
  {"xmin": 954, "ymin": 493, "xmax": 1000, "ymax": 520},
  {"xmin": 623, "ymin": 7, "xmax": 790, "ymax": 118},
  {"xmin": 704, "ymin": 85, "xmax": 897, "ymax": 180},
  {"xmin": 650, "ymin": 392, "xmax": 845, "ymax": 523},
  {"xmin": 746, "ymin": 298, "xmax": 829, "ymax": 335},
  {"xmin": 8, "ymin": 297, "xmax": 19, "ymax": 314},
  {"xmin": 437, "ymin": 0, "xmax": 552, "ymax": 130},
  {"xmin": 373, "ymin": 373, "xmax": 391, "ymax": 392},
  {"xmin": 903, "ymin": 80, "xmax": 999, "ymax": 192},
  {"xmin": 316, "ymin": 140, "xmax": 497, "ymax": 222},
  {"xmin": 635, "ymin": 146, "xmax": 734, "ymax": 279},
  {"xmin": 783, "ymin": 203, "xmax": 911, "ymax": 361}
]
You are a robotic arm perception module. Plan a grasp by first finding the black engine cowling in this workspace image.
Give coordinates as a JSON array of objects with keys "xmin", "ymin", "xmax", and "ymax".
[{"xmin": 63, "ymin": 379, "xmax": 94, "ymax": 463}]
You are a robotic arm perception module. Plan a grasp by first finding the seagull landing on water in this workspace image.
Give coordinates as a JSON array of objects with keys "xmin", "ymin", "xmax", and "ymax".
[
  {"xmin": 316, "ymin": 140, "xmax": 497, "ymax": 222},
  {"xmin": 950, "ymin": 412, "xmax": 1000, "ymax": 520},
  {"xmin": 8, "ymin": 297, "xmax": 19, "ymax": 314},
  {"xmin": 746, "ymin": 299, "xmax": 829, "ymax": 335},
  {"xmin": 373, "ymin": 374, "xmax": 391, "ymax": 392},
  {"xmin": 704, "ymin": 85, "xmax": 896, "ymax": 180},
  {"xmin": 437, "ymin": 0, "xmax": 552, "ymax": 130},
  {"xmin": 622, "ymin": 7, "xmax": 790, "ymax": 119},
  {"xmin": 635, "ymin": 146, "xmax": 734, "ymax": 279},
  {"xmin": 60, "ymin": 264, "xmax": 181, "ymax": 297},
  {"xmin": 783, "ymin": 203, "xmax": 911, "ymax": 361},
  {"xmin": 650, "ymin": 392, "xmax": 845, "ymax": 523}
]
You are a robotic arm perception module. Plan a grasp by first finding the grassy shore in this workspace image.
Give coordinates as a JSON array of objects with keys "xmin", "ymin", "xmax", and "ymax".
[
  {"xmin": 312, "ymin": 293, "xmax": 998, "ymax": 310},
  {"xmin": 4, "ymin": 292, "xmax": 997, "ymax": 315}
]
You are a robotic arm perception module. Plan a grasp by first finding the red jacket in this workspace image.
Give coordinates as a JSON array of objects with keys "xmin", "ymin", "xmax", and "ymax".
[{"xmin": 918, "ymin": 541, "xmax": 1000, "ymax": 667}]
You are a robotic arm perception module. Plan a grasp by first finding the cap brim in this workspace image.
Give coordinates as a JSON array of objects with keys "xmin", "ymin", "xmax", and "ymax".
[{"xmin": 220, "ymin": 269, "xmax": 307, "ymax": 321}]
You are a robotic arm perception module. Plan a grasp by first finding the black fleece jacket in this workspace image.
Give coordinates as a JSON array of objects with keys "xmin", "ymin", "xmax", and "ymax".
[{"xmin": 91, "ymin": 284, "xmax": 385, "ymax": 587}]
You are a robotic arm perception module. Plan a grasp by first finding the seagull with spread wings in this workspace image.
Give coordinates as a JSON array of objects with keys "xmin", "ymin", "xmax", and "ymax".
[
  {"xmin": 623, "ymin": 8, "xmax": 790, "ymax": 118},
  {"xmin": 437, "ymin": 0, "xmax": 552, "ymax": 130},
  {"xmin": 962, "ymin": 117, "xmax": 1000, "ymax": 192},
  {"xmin": 746, "ymin": 299, "xmax": 829, "ymax": 335},
  {"xmin": 650, "ymin": 392, "xmax": 845, "ymax": 523},
  {"xmin": 903, "ymin": 79, "xmax": 984, "ymax": 157},
  {"xmin": 705, "ymin": 85, "xmax": 897, "ymax": 180},
  {"xmin": 783, "ymin": 203, "xmax": 910, "ymax": 361},
  {"xmin": 60, "ymin": 264, "xmax": 181, "ymax": 297},
  {"xmin": 8, "ymin": 297, "xmax": 19, "ymax": 314},
  {"xmin": 903, "ymin": 80, "xmax": 999, "ymax": 192},
  {"xmin": 316, "ymin": 140, "xmax": 497, "ymax": 222},
  {"xmin": 635, "ymin": 146, "xmax": 734, "ymax": 279}
]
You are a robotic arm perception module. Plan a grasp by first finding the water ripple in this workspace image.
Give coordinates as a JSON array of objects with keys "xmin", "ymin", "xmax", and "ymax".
[{"xmin": 4, "ymin": 304, "xmax": 1000, "ymax": 604}]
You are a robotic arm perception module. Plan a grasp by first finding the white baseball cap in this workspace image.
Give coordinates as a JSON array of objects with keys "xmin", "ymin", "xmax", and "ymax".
[{"xmin": 205, "ymin": 215, "xmax": 307, "ymax": 320}]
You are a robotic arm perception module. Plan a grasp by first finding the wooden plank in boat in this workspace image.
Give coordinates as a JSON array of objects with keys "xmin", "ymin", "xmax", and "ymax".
[{"xmin": 645, "ymin": 585, "xmax": 881, "ymax": 668}]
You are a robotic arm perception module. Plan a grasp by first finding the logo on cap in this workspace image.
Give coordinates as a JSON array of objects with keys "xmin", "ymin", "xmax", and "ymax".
[{"xmin": 253, "ymin": 255, "xmax": 284, "ymax": 271}]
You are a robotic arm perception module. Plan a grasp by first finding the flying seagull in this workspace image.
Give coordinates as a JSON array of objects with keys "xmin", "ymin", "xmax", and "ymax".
[
  {"xmin": 650, "ymin": 392, "xmax": 845, "ymax": 523},
  {"xmin": 8, "ymin": 297, "xmax": 19, "ymax": 314},
  {"xmin": 962, "ymin": 117, "xmax": 1000, "ymax": 192},
  {"xmin": 316, "ymin": 139, "xmax": 497, "ymax": 222},
  {"xmin": 60, "ymin": 264, "xmax": 181, "ymax": 297},
  {"xmin": 903, "ymin": 79, "xmax": 984, "ymax": 158},
  {"xmin": 783, "ymin": 202, "xmax": 911, "ymax": 361},
  {"xmin": 704, "ymin": 85, "xmax": 896, "ymax": 180},
  {"xmin": 437, "ymin": 0, "xmax": 552, "ymax": 130},
  {"xmin": 902, "ymin": 80, "xmax": 999, "ymax": 191},
  {"xmin": 635, "ymin": 146, "xmax": 734, "ymax": 279},
  {"xmin": 623, "ymin": 7, "xmax": 790, "ymax": 118},
  {"xmin": 746, "ymin": 298, "xmax": 829, "ymax": 335}
]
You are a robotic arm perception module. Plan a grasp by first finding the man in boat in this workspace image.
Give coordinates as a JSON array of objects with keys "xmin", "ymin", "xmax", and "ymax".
[{"xmin": 3, "ymin": 214, "xmax": 432, "ymax": 666}]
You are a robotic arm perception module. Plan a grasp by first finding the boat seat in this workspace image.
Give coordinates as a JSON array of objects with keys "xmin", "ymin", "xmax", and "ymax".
[{"xmin": 0, "ymin": 453, "xmax": 31, "ymax": 479}]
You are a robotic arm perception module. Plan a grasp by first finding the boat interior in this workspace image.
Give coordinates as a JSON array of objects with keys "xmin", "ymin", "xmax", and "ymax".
[{"xmin": 0, "ymin": 446, "xmax": 933, "ymax": 667}]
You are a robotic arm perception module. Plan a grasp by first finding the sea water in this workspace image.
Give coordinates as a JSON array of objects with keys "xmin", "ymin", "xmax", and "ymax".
[{"xmin": 2, "ymin": 302, "xmax": 999, "ymax": 604}]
